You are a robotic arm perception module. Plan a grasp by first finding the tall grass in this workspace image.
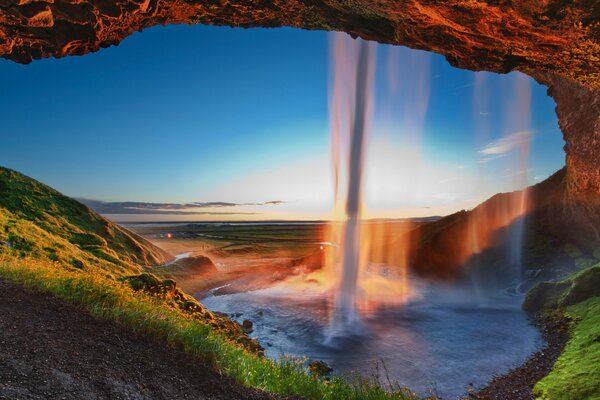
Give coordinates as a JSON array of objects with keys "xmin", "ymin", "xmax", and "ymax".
[{"xmin": 0, "ymin": 256, "xmax": 421, "ymax": 400}]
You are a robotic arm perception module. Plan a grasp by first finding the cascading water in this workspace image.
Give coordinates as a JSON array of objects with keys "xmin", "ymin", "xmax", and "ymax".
[
  {"xmin": 506, "ymin": 74, "xmax": 531, "ymax": 288},
  {"xmin": 329, "ymin": 34, "xmax": 375, "ymax": 329},
  {"xmin": 201, "ymin": 37, "xmax": 547, "ymax": 398},
  {"xmin": 467, "ymin": 72, "xmax": 532, "ymax": 293}
]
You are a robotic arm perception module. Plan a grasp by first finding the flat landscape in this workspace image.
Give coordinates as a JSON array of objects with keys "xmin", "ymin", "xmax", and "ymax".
[{"xmin": 128, "ymin": 220, "xmax": 425, "ymax": 296}]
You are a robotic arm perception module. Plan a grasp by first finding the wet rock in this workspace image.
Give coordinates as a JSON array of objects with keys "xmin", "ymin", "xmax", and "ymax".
[
  {"xmin": 308, "ymin": 360, "xmax": 333, "ymax": 377},
  {"xmin": 522, "ymin": 281, "xmax": 571, "ymax": 312},
  {"xmin": 120, "ymin": 273, "xmax": 263, "ymax": 355},
  {"xmin": 242, "ymin": 319, "xmax": 253, "ymax": 332}
]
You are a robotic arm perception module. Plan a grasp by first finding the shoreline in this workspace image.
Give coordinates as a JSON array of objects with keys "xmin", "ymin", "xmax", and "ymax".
[{"xmin": 468, "ymin": 311, "xmax": 570, "ymax": 399}]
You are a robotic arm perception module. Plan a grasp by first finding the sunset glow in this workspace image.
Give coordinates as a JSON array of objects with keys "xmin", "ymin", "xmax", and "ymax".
[{"xmin": 0, "ymin": 25, "xmax": 564, "ymax": 222}]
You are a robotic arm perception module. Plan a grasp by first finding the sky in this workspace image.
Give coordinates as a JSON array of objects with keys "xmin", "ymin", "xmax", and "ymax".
[{"xmin": 0, "ymin": 25, "xmax": 565, "ymax": 221}]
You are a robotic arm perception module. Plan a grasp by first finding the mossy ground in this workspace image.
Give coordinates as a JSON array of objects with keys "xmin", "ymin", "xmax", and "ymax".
[{"xmin": 534, "ymin": 297, "xmax": 600, "ymax": 400}]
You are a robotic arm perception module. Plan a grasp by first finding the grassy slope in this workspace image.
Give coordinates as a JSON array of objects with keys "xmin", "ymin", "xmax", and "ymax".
[{"xmin": 0, "ymin": 167, "xmax": 171, "ymax": 275}]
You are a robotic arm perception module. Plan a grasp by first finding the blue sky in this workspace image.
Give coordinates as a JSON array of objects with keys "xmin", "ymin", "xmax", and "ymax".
[{"xmin": 0, "ymin": 25, "xmax": 564, "ymax": 220}]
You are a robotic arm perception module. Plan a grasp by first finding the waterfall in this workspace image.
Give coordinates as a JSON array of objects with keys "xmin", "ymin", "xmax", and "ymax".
[{"xmin": 329, "ymin": 34, "xmax": 375, "ymax": 328}]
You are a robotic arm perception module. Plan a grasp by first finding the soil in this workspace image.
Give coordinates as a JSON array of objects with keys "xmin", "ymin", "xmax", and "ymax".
[
  {"xmin": 468, "ymin": 312, "xmax": 570, "ymax": 400},
  {"xmin": 0, "ymin": 279, "xmax": 292, "ymax": 400}
]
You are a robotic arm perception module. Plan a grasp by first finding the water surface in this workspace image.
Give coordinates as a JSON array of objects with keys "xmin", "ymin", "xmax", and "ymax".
[{"xmin": 200, "ymin": 281, "xmax": 542, "ymax": 399}]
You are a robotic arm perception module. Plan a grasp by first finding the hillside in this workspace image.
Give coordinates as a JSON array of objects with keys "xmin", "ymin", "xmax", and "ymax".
[
  {"xmin": 400, "ymin": 168, "xmax": 600, "ymax": 283},
  {"xmin": 0, "ymin": 167, "xmax": 171, "ymax": 276},
  {"xmin": 0, "ymin": 278, "xmax": 279, "ymax": 400}
]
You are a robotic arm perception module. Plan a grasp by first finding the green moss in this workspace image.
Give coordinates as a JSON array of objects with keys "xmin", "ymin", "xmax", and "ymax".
[
  {"xmin": 561, "ymin": 264, "xmax": 600, "ymax": 307},
  {"xmin": 524, "ymin": 263, "xmax": 600, "ymax": 312},
  {"xmin": 534, "ymin": 297, "xmax": 600, "ymax": 400}
]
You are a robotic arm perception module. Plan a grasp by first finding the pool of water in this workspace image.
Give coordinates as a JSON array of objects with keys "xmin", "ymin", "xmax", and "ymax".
[{"xmin": 199, "ymin": 281, "xmax": 542, "ymax": 399}]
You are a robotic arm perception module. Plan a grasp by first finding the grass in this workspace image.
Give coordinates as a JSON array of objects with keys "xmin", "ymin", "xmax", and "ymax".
[
  {"xmin": 534, "ymin": 297, "xmax": 600, "ymax": 400},
  {"xmin": 523, "ymin": 262, "xmax": 600, "ymax": 312},
  {"xmin": 0, "ymin": 167, "xmax": 169, "ymax": 274},
  {"xmin": 0, "ymin": 255, "xmax": 421, "ymax": 400}
]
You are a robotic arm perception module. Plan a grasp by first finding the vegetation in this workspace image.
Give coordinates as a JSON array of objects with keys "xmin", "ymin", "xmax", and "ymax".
[
  {"xmin": 0, "ymin": 167, "xmax": 169, "ymax": 275},
  {"xmin": 523, "ymin": 262, "xmax": 600, "ymax": 312},
  {"xmin": 120, "ymin": 272, "xmax": 264, "ymax": 355},
  {"xmin": 0, "ymin": 255, "xmax": 420, "ymax": 400},
  {"xmin": 534, "ymin": 297, "xmax": 600, "ymax": 400},
  {"xmin": 522, "ymin": 260, "xmax": 600, "ymax": 399}
]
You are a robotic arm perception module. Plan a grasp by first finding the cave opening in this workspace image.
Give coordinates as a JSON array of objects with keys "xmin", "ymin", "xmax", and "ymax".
[
  {"xmin": 1, "ymin": 1, "xmax": 599, "ymax": 397},
  {"xmin": 0, "ymin": 23, "xmax": 576, "ymax": 398}
]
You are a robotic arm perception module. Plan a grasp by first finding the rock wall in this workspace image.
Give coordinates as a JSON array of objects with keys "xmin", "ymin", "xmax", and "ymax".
[
  {"xmin": 1, "ymin": 0, "xmax": 599, "ymax": 192},
  {"xmin": 533, "ymin": 73, "xmax": 600, "ymax": 195}
]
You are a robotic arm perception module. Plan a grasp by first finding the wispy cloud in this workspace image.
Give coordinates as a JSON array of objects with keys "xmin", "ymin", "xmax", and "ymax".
[
  {"xmin": 478, "ymin": 130, "xmax": 533, "ymax": 162},
  {"xmin": 78, "ymin": 199, "xmax": 285, "ymax": 215},
  {"xmin": 438, "ymin": 177, "xmax": 459, "ymax": 184}
]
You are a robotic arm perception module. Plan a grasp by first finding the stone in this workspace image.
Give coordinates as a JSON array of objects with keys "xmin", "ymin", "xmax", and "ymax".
[
  {"xmin": 241, "ymin": 319, "xmax": 253, "ymax": 332},
  {"xmin": 308, "ymin": 360, "xmax": 333, "ymax": 377}
]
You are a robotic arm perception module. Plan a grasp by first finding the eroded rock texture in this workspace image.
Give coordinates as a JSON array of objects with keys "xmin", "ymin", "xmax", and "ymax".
[
  {"xmin": 0, "ymin": 0, "xmax": 599, "ymax": 191},
  {"xmin": 533, "ymin": 72, "xmax": 600, "ymax": 195},
  {"xmin": 1, "ymin": 1, "xmax": 598, "ymax": 85}
]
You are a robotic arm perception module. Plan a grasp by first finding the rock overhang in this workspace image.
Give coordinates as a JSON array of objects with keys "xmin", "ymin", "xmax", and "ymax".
[{"xmin": 1, "ymin": 0, "xmax": 598, "ymax": 192}]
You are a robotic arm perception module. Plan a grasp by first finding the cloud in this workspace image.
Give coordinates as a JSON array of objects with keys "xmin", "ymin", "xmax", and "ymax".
[
  {"xmin": 438, "ymin": 177, "xmax": 459, "ymax": 184},
  {"xmin": 191, "ymin": 200, "xmax": 285, "ymax": 207},
  {"xmin": 477, "ymin": 130, "xmax": 533, "ymax": 163},
  {"xmin": 78, "ymin": 199, "xmax": 285, "ymax": 215}
]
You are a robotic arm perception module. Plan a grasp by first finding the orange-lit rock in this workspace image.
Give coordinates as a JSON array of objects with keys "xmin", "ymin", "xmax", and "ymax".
[{"xmin": 1, "ymin": 1, "xmax": 598, "ymax": 87}]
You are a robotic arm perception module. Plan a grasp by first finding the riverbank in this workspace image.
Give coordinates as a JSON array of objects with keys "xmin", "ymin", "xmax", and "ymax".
[{"xmin": 469, "ymin": 312, "xmax": 570, "ymax": 399}]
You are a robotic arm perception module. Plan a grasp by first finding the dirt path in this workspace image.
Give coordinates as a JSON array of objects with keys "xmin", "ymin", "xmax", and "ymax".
[{"xmin": 0, "ymin": 279, "xmax": 285, "ymax": 400}]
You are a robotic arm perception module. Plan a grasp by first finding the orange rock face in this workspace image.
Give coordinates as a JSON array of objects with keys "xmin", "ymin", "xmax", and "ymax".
[
  {"xmin": 1, "ymin": 1, "xmax": 598, "ymax": 87},
  {"xmin": 0, "ymin": 0, "xmax": 598, "ymax": 192}
]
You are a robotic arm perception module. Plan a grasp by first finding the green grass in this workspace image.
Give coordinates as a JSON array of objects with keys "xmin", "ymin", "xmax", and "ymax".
[
  {"xmin": 0, "ymin": 255, "xmax": 421, "ymax": 400},
  {"xmin": 524, "ymin": 262, "xmax": 600, "ymax": 312},
  {"xmin": 0, "ymin": 167, "xmax": 169, "ymax": 274},
  {"xmin": 534, "ymin": 297, "xmax": 600, "ymax": 400}
]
